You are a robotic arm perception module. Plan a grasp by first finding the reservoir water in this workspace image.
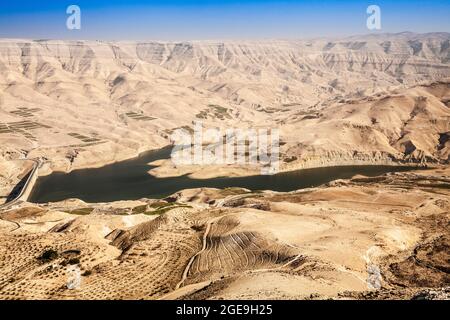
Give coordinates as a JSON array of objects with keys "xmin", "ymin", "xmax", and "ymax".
[{"xmin": 29, "ymin": 147, "xmax": 420, "ymax": 203}]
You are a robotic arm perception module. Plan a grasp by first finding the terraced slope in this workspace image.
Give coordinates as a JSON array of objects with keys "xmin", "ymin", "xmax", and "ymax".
[{"xmin": 0, "ymin": 167, "xmax": 448, "ymax": 300}]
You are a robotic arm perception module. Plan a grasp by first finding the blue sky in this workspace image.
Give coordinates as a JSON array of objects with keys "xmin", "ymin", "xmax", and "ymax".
[{"xmin": 0, "ymin": 0, "xmax": 449, "ymax": 40}]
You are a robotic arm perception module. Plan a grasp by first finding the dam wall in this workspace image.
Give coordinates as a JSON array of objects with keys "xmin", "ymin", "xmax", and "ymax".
[{"xmin": 17, "ymin": 162, "xmax": 39, "ymax": 202}]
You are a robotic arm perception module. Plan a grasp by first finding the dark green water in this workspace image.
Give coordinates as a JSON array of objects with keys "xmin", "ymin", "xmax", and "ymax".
[{"xmin": 29, "ymin": 147, "xmax": 420, "ymax": 203}]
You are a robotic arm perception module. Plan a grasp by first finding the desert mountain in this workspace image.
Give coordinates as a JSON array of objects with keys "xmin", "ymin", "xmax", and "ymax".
[
  {"xmin": 0, "ymin": 33, "xmax": 449, "ymax": 300},
  {"xmin": 0, "ymin": 32, "xmax": 449, "ymax": 175}
]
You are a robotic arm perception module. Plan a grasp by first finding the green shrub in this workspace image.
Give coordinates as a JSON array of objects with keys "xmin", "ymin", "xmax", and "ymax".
[{"xmin": 131, "ymin": 205, "xmax": 148, "ymax": 214}]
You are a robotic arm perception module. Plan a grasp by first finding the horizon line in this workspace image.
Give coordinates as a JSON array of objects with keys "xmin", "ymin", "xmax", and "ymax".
[{"xmin": 0, "ymin": 31, "xmax": 449, "ymax": 43}]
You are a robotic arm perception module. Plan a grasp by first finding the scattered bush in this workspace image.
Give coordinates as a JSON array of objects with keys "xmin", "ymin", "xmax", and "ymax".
[
  {"xmin": 68, "ymin": 258, "xmax": 80, "ymax": 265},
  {"xmin": 131, "ymin": 205, "xmax": 148, "ymax": 214},
  {"xmin": 82, "ymin": 270, "xmax": 92, "ymax": 276},
  {"xmin": 191, "ymin": 224, "xmax": 205, "ymax": 232},
  {"xmin": 37, "ymin": 249, "xmax": 58, "ymax": 263}
]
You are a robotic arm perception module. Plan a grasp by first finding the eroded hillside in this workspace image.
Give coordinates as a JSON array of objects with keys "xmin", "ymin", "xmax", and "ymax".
[{"xmin": 0, "ymin": 33, "xmax": 449, "ymax": 178}]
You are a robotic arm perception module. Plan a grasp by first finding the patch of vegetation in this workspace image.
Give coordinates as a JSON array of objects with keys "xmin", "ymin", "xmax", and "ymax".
[
  {"xmin": 169, "ymin": 125, "xmax": 194, "ymax": 134},
  {"xmin": 145, "ymin": 204, "xmax": 192, "ymax": 216},
  {"xmin": 37, "ymin": 249, "xmax": 58, "ymax": 263},
  {"xmin": 191, "ymin": 224, "xmax": 205, "ymax": 231},
  {"xmin": 149, "ymin": 201, "xmax": 176, "ymax": 209},
  {"xmin": 209, "ymin": 104, "xmax": 228, "ymax": 114},
  {"xmin": 210, "ymin": 105, "xmax": 232, "ymax": 120},
  {"xmin": 180, "ymin": 125, "xmax": 194, "ymax": 134},
  {"xmin": 284, "ymin": 156, "xmax": 298, "ymax": 163},
  {"xmin": 150, "ymin": 201, "xmax": 189, "ymax": 209},
  {"xmin": 67, "ymin": 207, "xmax": 94, "ymax": 215},
  {"xmin": 195, "ymin": 110, "xmax": 208, "ymax": 119},
  {"xmin": 56, "ymin": 249, "xmax": 82, "ymax": 266},
  {"xmin": 131, "ymin": 205, "xmax": 148, "ymax": 214},
  {"xmin": 60, "ymin": 258, "xmax": 80, "ymax": 267},
  {"xmin": 126, "ymin": 202, "xmax": 193, "ymax": 216},
  {"xmin": 62, "ymin": 249, "xmax": 81, "ymax": 255},
  {"xmin": 196, "ymin": 104, "xmax": 232, "ymax": 120},
  {"xmin": 221, "ymin": 187, "xmax": 251, "ymax": 196},
  {"xmin": 82, "ymin": 270, "xmax": 92, "ymax": 276},
  {"xmin": 144, "ymin": 207, "xmax": 174, "ymax": 215},
  {"xmin": 67, "ymin": 258, "xmax": 80, "ymax": 265}
]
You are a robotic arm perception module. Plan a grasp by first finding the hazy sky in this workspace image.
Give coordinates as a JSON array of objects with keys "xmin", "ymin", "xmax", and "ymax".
[{"xmin": 0, "ymin": 0, "xmax": 449, "ymax": 40}]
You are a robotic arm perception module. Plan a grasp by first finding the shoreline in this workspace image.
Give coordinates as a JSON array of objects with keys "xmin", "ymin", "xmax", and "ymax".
[
  {"xmin": 24, "ymin": 152, "xmax": 441, "ymax": 205},
  {"xmin": 12, "ymin": 145, "xmax": 444, "ymax": 205},
  {"xmin": 36, "ymin": 145, "xmax": 171, "ymax": 177},
  {"xmin": 37, "ymin": 144, "xmax": 438, "ymax": 180}
]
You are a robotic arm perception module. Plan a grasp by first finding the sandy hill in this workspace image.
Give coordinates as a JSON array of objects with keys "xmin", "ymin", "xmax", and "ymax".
[
  {"xmin": 0, "ymin": 167, "xmax": 448, "ymax": 299},
  {"xmin": 0, "ymin": 33, "xmax": 449, "ymax": 178}
]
